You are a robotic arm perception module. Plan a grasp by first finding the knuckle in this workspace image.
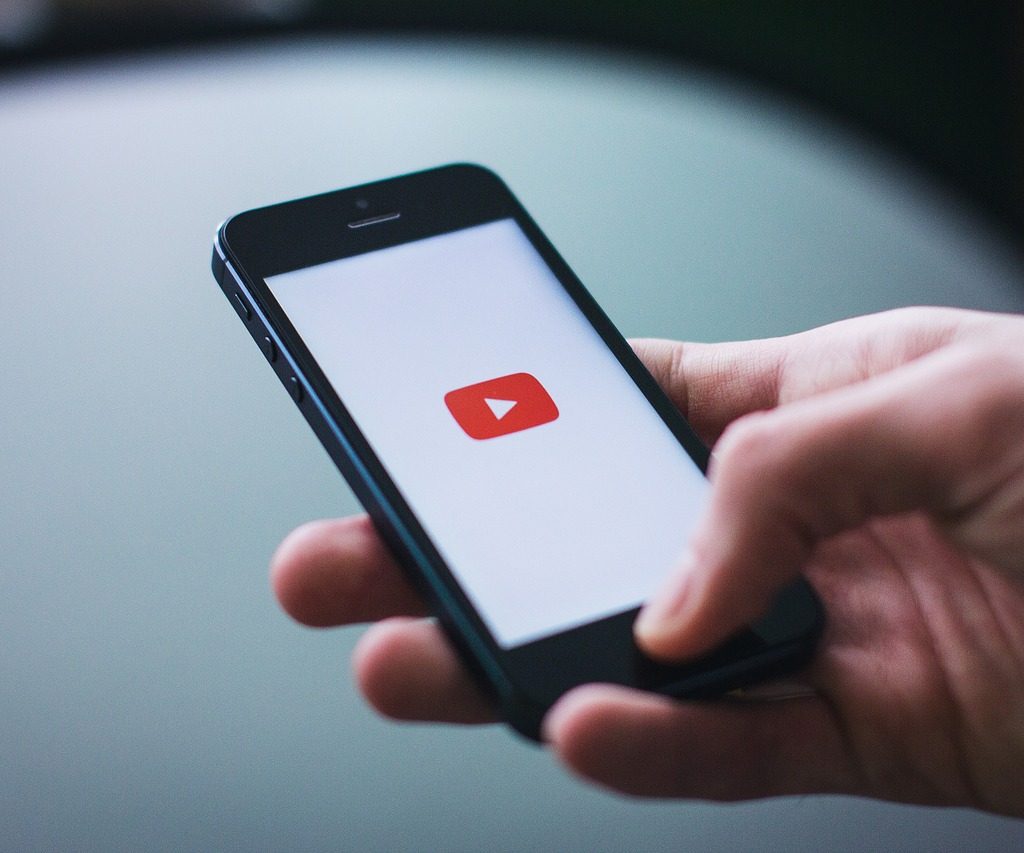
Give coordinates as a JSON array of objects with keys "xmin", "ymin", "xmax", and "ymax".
[
  {"xmin": 949, "ymin": 344, "xmax": 1024, "ymax": 428},
  {"xmin": 909, "ymin": 340, "xmax": 1024, "ymax": 498}
]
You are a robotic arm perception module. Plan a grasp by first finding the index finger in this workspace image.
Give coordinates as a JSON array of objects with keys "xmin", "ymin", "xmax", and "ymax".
[
  {"xmin": 631, "ymin": 337, "xmax": 786, "ymax": 445},
  {"xmin": 630, "ymin": 307, "xmax": 978, "ymax": 445}
]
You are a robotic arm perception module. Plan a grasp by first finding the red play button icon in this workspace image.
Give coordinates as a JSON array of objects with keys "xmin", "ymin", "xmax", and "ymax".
[{"xmin": 444, "ymin": 372, "xmax": 559, "ymax": 440}]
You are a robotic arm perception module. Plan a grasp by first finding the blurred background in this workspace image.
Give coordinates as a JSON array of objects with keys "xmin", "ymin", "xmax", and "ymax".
[{"xmin": 3, "ymin": 3, "xmax": 1024, "ymax": 851}]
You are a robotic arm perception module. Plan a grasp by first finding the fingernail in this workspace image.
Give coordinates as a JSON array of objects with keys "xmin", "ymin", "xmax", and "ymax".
[{"xmin": 634, "ymin": 551, "xmax": 696, "ymax": 642}]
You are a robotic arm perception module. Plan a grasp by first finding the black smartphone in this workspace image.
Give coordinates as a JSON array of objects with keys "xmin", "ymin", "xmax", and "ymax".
[{"xmin": 212, "ymin": 164, "xmax": 823, "ymax": 739}]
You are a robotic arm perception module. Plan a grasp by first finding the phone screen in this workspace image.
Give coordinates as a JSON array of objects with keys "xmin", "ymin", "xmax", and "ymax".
[{"xmin": 266, "ymin": 218, "xmax": 708, "ymax": 648}]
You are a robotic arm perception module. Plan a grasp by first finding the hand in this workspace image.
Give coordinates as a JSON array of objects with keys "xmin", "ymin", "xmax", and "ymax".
[{"xmin": 271, "ymin": 307, "xmax": 1024, "ymax": 815}]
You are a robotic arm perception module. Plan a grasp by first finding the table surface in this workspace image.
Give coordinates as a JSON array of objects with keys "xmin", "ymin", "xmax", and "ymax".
[{"xmin": 3, "ymin": 37, "xmax": 1024, "ymax": 852}]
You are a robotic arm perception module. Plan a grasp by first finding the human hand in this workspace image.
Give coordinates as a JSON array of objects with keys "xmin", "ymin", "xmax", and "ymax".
[{"xmin": 271, "ymin": 307, "xmax": 1024, "ymax": 815}]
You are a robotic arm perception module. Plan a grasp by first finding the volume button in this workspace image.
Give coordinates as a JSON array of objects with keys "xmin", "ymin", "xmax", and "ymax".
[
  {"xmin": 288, "ymin": 376, "xmax": 304, "ymax": 404},
  {"xmin": 222, "ymin": 260, "xmax": 253, "ymax": 322},
  {"xmin": 233, "ymin": 292, "xmax": 252, "ymax": 322}
]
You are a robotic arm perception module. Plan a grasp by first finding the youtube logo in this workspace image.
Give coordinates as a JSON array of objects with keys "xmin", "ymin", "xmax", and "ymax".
[{"xmin": 445, "ymin": 372, "xmax": 559, "ymax": 440}]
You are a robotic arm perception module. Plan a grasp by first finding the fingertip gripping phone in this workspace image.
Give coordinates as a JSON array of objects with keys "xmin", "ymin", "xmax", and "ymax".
[{"xmin": 212, "ymin": 164, "xmax": 823, "ymax": 739}]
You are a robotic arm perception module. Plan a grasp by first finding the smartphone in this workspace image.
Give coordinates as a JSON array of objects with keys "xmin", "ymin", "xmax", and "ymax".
[{"xmin": 212, "ymin": 164, "xmax": 823, "ymax": 739}]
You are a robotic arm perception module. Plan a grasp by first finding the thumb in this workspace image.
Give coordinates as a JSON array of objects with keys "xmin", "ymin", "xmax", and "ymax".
[{"xmin": 635, "ymin": 341, "xmax": 1024, "ymax": 659}]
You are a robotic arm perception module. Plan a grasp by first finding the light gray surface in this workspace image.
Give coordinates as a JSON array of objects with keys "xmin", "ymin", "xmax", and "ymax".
[{"xmin": 2, "ymin": 38, "xmax": 1023, "ymax": 852}]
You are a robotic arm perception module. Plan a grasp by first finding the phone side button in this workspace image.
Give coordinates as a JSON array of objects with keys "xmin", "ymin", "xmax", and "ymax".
[
  {"xmin": 288, "ymin": 376, "xmax": 304, "ymax": 404},
  {"xmin": 232, "ymin": 292, "xmax": 252, "ymax": 322},
  {"xmin": 261, "ymin": 335, "xmax": 277, "ymax": 363}
]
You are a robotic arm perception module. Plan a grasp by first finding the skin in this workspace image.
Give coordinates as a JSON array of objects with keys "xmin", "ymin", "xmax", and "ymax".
[{"xmin": 271, "ymin": 306, "xmax": 1024, "ymax": 815}]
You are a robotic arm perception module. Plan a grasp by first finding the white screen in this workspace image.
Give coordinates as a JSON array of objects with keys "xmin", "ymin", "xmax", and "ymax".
[{"xmin": 267, "ymin": 219, "xmax": 708, "ymax": 647}]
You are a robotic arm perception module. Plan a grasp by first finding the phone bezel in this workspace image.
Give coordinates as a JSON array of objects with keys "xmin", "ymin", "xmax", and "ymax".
[{"xmin": 215, "ymin": 163, "xmax": 824, "ymax": 738}]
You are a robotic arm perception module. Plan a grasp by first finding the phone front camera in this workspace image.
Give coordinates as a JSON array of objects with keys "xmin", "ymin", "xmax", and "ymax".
[{"xmin": 355, "ymin": 198, "xmax": 369, "ymax": 210}]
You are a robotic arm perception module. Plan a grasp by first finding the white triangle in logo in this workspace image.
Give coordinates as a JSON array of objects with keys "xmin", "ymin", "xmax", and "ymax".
[{"xmin": 484, "ymin": 397, "xmax": 517, "ymax": 420}]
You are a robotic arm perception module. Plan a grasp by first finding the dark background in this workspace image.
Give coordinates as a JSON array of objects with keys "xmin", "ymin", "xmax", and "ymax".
[{"xmin": 6, "ymin": 1, "xmax": 1022, "ymax": 246}]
